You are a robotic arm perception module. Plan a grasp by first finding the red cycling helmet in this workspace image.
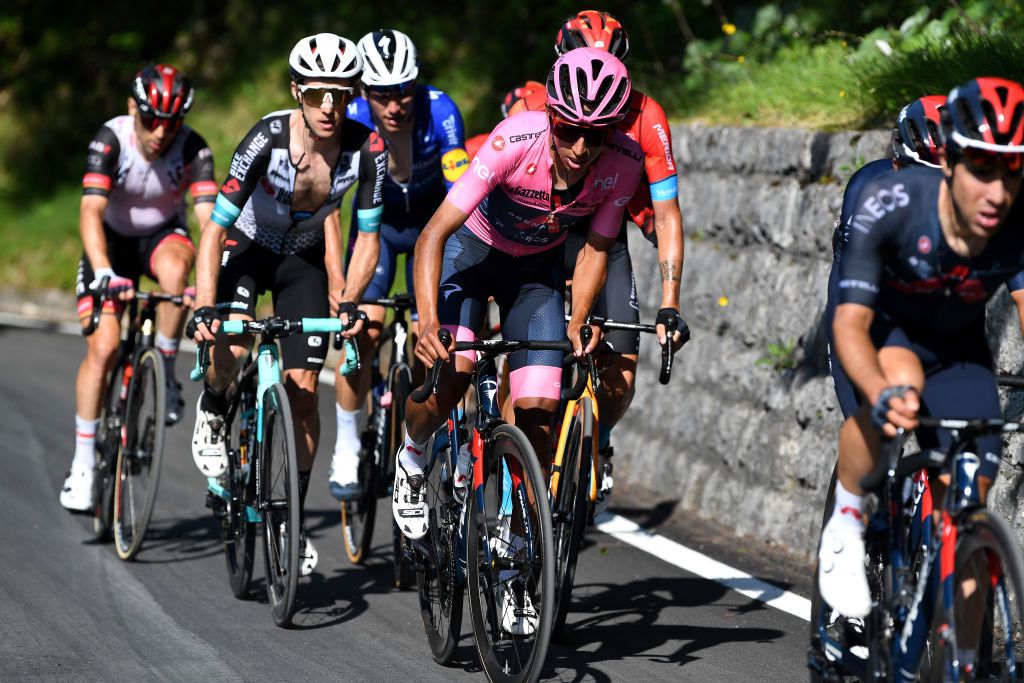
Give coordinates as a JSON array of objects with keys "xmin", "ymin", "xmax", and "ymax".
[
  {"xmin": 554, "ymin": 10, "xmax": 630, "ymax": 62},
  {"xmin": 131, "ymin": 64, "xmax": 194, "ymax": 121},
  {"xmin": 943, "ymin": 77, "xmax": 1024, "ymax": 154},
  {"xmin": 892, "ymin": 95, "xmax": 946, "ymax": 168},
  {"xmin": 501, "ymin": 80, "xmax": 546, "ymax": 118}
]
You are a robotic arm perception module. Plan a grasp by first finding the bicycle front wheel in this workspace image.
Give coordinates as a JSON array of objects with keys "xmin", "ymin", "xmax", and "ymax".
[
  {"xmin": 551, "ymin": 398, "xmax": 593, "ymax": 641},
  {"xmin": 925, "ymin": 508, "xmax": 1024, "ymax": 681},
  {"xmin": 92, "ymin": 360, "xmax": 127, "ymax": 541},
  {"xmin": 417, "ymin": 437, "xmax": 465, "ymax": 664},
  {"xmin": 260, "ymin": 383, "xmax": 300, "ymax": 627},
  {"xmin": 468, "ymin": 424, "xmax": 554, "ymax": 683},
  {"xmin": 113, "ymin": 349, "xmax": 166, "ymax": 560}
]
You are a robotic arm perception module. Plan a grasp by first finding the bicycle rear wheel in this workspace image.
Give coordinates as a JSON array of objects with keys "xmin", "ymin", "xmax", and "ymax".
[
  {"xmin": 551, "ymin": 398, "xmax": 593, "ymax": 641},
  {"xmin": 468, "ymin": 424, "xmax": 554, "ymax": 683},
  {"xmin": 925, "ymin": 508, "xmax": 1024, "ymax": 681},
  {"xmin": 417, "ymin": 437, "xmax": 465, "ymax": 664},
  {"xmin": 92, "ymin": 360, "xmax": 127, "ymax": 541},
  {"xmin": 224, "ymin": 385, "xmax": 256, "ymax": 598},
  {"xmin": 260, "ymin": 383, "xmax": 300, "ymax": 627},
  {"xmin": 113, "ymin": 349, "xmax": 166, "ymax": 560}
]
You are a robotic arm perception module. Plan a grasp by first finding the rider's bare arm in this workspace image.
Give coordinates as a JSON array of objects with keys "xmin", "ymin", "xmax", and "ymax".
[
  {"xmin": 80, "ymin": 195, "xmax": 111, "ymax": 273},
  {"xmin": 653, "ymin": 197, "xmax": 684, "ymax": 310},
  {"xmin": 568, "ymin": 229, "xmax": 614, "ymax": 356},
  {"xmin": 412, "ymin": 199, "xmax": 469, "ymax": 364},
  {"xmin": 1012, "ymin": 288, "xmax": 1024, "ymax": 337}
]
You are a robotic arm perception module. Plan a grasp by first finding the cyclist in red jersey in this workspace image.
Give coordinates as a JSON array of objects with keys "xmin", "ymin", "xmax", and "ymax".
[
  {"xmin": 61, "ymin": 64, "xmax": 217, "ymax": 511},
  {"xmin": 465, "ymin": 80, "xmax": 546, "ymax": 159},
  {"xmin": 508, "ymin": 10, "xmax": 687, "ymax": 510}
]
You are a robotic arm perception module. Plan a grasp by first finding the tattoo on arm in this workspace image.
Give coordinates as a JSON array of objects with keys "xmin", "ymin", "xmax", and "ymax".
[{"xmin": 660, "ymin": 260, "xmax": 681, "ymax": 282}]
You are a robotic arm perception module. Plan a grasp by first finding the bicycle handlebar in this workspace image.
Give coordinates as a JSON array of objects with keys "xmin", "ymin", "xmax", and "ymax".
[
  {"xmin": 83, "ymin": 281, "xmax": 191, "ymax": 337},
  {"xmin": 577, "ymin": 314, "xmax": 689, "ymax": 385}
]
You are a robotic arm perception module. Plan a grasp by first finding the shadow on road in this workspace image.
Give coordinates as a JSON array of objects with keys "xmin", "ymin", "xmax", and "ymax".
[
  {"xmin": 125, "ymin": 514, "xmax": 222, "ymax": 564},
  {"xmin": 545, "ymin": 577, "xmax": 787, "ymax": 682}
]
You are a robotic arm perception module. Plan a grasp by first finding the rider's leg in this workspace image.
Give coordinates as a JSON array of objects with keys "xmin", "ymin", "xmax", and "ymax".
[
  {"xmin": 149, "ymin": 232, "xmax": 195, "ymax": 424},
  {"xmin": 283, "ymin": 368, "xmax": 321, "ymax": 539}
]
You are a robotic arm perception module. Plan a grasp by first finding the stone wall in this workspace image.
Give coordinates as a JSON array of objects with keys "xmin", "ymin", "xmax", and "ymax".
[{"xmin": 615, "ymin": 123, "xmax": 1024, "ymax": 561}]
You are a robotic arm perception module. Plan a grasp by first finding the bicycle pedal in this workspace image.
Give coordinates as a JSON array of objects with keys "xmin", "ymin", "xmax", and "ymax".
[{"xmin": 205, "ymin": 492, "xmax": 227, "ymax": 518}]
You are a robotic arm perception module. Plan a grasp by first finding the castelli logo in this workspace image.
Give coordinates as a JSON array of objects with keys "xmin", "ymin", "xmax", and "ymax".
[
  {"xmin": 491, "ymin": 136, "xmax": 506, "ymax": 152},
  {"xmin": 917, "ymin": 236, "xmax": 932, "ymax": 254},
  {"xmin": 525, "ymin": 162, "xmax": 537, "ymax": 175}
]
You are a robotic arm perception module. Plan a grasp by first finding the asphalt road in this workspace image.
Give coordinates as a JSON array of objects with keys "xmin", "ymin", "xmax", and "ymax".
[{"xmin": 0, "ymin": 326, "xmax": 810, "ymax": 681}]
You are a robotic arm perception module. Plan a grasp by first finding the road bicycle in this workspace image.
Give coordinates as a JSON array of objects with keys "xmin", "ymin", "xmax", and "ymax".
[
  {"xmin": 548, "ymin": 313, "xmax": 686, "ymax": 640},
  {"xmin": 85, "ymin": 280, "xmax": 190, "ymax": 561},
  {"xmin": 193, "ymin": 314, "xmax": 353, "ymax": 627},
  {"xmin": 808, "ymin": 378, "xmax": 1024, "ymax": 682},
  {"xmin": 410, "ymin": 328, "xmax": 593, "ymax": 682},
  {"xmin": 338, "ymin": 293, "xmax": 417, "ymax": 589}
]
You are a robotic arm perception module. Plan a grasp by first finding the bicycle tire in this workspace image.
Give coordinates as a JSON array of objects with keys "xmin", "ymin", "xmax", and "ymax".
[
  {"xmin": 92, "ymin": 359, "xmax": 128, "ymax": 542},
  {"xmin": 923, "ymin": 508, "xmax": 1024, "ymax": 681},
  {"xmin": 224, "ymin": 383, "xmax": 256, "ymax": 598},
  {"xmin": 389, "ymin": 365, "xmax": 415, "ymax": 590},
  {"xmin": 551, "ymin": 398, "xmax": 593, "ymax": 641},
  {"xmin": 113, "ymin": 348, "xmax": 166, "ymax": 560},
  {"xmin": 260, "ymin": 383, "xmax": 300, "ymax": 627},
  {"xmin": 416, "ymin": 437, "xmax": 465, "ymax": 664},
  {"xmin": 340, "ymin": 381, "xmax": 380, "ymax": 565},
  {"xmin": 468, "ymin": 424, "xmax": 554, "ymax": 683}
]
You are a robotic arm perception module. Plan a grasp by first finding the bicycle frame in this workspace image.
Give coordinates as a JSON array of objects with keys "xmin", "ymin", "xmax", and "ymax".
[{"xmin": 550, "ymin": 369, "xmax": 600, "ymax": 506}]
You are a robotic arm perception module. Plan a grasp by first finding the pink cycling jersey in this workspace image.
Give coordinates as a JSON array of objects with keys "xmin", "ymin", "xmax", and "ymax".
[{"xmin": 446, "ymin": 111, "xmax": 642, "ymax": 256}]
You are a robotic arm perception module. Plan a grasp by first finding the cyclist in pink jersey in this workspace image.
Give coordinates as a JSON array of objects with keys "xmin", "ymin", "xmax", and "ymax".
[{"xmin": 391, "ymin": 49, "xmax": 642, "ymax": 553}]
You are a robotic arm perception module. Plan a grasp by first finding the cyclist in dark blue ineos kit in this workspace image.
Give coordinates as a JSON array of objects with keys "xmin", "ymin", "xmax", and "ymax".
[
  {"xmin": 819, "ymin": 77, "xmax": 1024, "ymax": 620},
  {"xmin": 329, "ymin": 29, "xmax": 469, "ymax": 500},
  {"xmin": 187, "ymin": 33, "xmax": 388, "ymax": 577}
]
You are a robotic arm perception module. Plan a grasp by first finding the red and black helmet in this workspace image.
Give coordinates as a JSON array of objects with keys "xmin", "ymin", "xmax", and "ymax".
[
  {"xmin": 554, "ymin": 10, "xmax": 630, "ymax": 62},
  {"xmin": 892, "ymin": 95, "xmax": 946, "ymax": 168},
  {"xmin": 942, "ymin": 77, "xmax": 1024, "ymax": 154},
  {"xmin": 501, "ymin": 80, "xmax": 546, "ymax": 118},
  {"xmin": 130, "ymin": 64, "xmax": 195, "ymax": 120}
]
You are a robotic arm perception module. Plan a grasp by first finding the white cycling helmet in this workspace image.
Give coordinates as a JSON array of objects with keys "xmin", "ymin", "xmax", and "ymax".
[
  {"xmin": 289, "ymin": 33, "xmax": 362, "ymax": 82},
  {"xmin": 357, "ymin": 29, "xmax": 419, "ymax": 87}
]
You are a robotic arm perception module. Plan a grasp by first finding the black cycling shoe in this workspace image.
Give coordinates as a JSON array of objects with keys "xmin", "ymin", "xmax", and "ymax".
[{"xmin": 166, "ymin": 379, "xmax": 185, "ymax": 426}]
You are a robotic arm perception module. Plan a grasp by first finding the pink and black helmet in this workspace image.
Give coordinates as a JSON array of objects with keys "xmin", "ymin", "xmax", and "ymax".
[{"xmin": 545, "ymin": 47, "xmax": 631, "ymax": 127}]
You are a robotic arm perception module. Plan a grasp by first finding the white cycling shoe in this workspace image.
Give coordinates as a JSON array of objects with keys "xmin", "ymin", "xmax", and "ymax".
[
  {"xmin": 496, "ymin": 531, "xmax": 537, "ymax": 636},
  {"xmin": 392, "ymin": 449, "xmax": 428, "ymax": 540},
  {"xmin": 818, "ymin": 514, "xmax": 871, "ymax": 619},
  {"xmin": 59, "ymin": 461, "xmax": 95, "ymax": 512},
  {"xmin": 191, "ymin": 394, "xmax": 227, "ymax": 477},
  {"xmin": 300, "ymin": 533, "xmax": 318, "ymax": 577},
  {"xmin": 328, "ymin": 449, "xmax": 361, "ymax": 501}
]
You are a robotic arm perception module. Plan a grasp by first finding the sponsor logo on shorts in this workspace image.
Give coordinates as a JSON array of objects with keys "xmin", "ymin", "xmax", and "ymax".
[
  {"xmin": 236, "ymin": 286, "xmax": 250, "ymax": 298},
  {"xmin": 308, "ymin": 336, "xmax": 323, "ymax": 347},
  {"xmin": 306, "ymin": 356, "xmax": 325, "ymax": 365},
  {"xmin": 440, "ymin": 282, "xmax": 462, "ymax": 301}
]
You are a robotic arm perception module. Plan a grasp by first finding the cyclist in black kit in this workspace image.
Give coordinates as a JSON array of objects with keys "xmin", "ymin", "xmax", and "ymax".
[
  {"xmin": 188, "ymin": 33, "xmax": 388, "ymax": 577},
  {"xmin": 61, "ymin": 64, "xmax": 216, "ymax": 512},
  {"xmin": 820, "ymin": 77, "xmax": 1024, "ymax": 619}
]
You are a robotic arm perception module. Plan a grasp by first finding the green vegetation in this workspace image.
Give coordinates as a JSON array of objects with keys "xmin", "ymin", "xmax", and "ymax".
[
  {"xmin": 1, "ymin": 1, "xmax": 1022, "ymax": 290},
  {"xmin": 757, "ymin": 339, "xmax": 799, "ymax": 372}
]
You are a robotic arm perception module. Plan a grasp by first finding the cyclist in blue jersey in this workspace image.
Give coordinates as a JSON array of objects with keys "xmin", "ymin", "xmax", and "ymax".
[
  {"xmin": 187, "ymin": 34, "xmax": 387, "ymax": 576},
  {"xmin": 819, "ymin": 77, "xmax": 1024, "ymax": 619},
  {"xmin": 329, "ymin": 29, "xmax": 469, "ymax": 500},
  {"xmin": 827, "ymin": 95, "xmax": 946, "ymax": 417}
]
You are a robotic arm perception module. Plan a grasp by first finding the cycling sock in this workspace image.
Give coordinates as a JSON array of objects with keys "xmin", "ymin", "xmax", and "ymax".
[
  {"xmin": 200, "ymin": 385, "xmax": 227, "ymax": 415},
  {"xmin": 828, "ymin": 479, "xmax": 865, "ymax": 532},
  {"xmin": 334, "ymin": 404, "xmax": 362, "ymax": 456},
  {"xmin": 298, "ymin": 469, "xmax": 311, "ymax": 531},
  {"xmin": 598, "ymin": 422, "xmax": 613, "ymax": 451},
  {"xmin": 73, "ymin": 415, "xmax": 100, "ymax": 470},
  {"xmin": 155, "ymin": 332, "xmax": 179, "ymax": 376},
  {"xmin": 399, "ymin": 432, "xmax": 428, "ymax": 475}
]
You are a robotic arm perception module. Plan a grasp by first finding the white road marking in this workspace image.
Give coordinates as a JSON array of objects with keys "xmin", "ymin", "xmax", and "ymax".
[{"xmin": 1, "ymin": 310, "xmax": 811, "ymax": 621}]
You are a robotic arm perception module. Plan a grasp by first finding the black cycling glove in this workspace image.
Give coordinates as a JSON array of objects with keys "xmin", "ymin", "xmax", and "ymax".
[
  {"xmin": 186, "ymin": 306, "xmax": 220, "ymax": 339},
  {"xmin": 656, "ymin": 307, "xmax": 692, "ymax": 348},
  {"xmin": 870, "ymin": 385, "xmax": 915, "ymax": 430}
]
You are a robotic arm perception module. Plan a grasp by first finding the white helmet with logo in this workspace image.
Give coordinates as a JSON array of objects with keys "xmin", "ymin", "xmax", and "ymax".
[
  {"xmin": 289, "ymin": 33, "xmax": 362, "ymax": 82},
  {"xmin": 357, "ymin": 29, "xmax": 419, "ymax": 87}
]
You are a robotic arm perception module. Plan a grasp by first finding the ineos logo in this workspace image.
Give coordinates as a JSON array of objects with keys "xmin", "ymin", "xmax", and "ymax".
[{"xmin": 861, "ymin": 183, "xmax": 910, "ymax": 219}]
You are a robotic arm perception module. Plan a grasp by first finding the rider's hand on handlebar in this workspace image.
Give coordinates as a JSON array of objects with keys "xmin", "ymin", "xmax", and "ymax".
[
  {"xmin": 187, "ymin": 306, "xmax": 221, "ymax": 343},
  {"xmin": 415, "ymin": 320, "xmax": 453, "ymax": 368},
  {"xmin": 182, "ymin": 286, "xmax": 196, "ymax": 309},
  {"xmin": 567, "ymin": 320, "xmax": 601, "ymax": 358},
  {"xmin": 870, "ymin": 385, "xmax": 920, "ymax": 438},
  {"xmin": 335, "ymin": 301, "xmax": 365, "ymax": 338},
  {"xmin": 91, "ymin": 268, "xmax": 135, "ymax": 302},
  {"xmin": 656, "ymin": 307, "xmax": 689, "ymax": 354}
]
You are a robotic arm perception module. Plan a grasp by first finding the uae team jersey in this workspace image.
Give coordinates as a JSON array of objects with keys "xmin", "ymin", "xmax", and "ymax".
[
  {"xmin": 209, "ymin": 110, "xmax": 388, "ymax": 254},
  {"xmin": 346, "ymin": 84, "xmax": 468, "ymax": 213},
  {"xmin": 838, "ymin": 165, "xmax": 1024, "ymax": 332},
  {"xmin": 82, "ymin": 115, "xmax": 217, "ymax": 236},
  {"xmin": 446, "ymin": 110, "xmax": 642, "ymax": 257}
]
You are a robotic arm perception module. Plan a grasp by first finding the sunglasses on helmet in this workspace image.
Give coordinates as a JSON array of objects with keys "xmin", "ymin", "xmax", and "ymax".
[
  {"xmin": 961, "ymin": 147, "xmax": 1024, "ymax": 177},
  {"xmin": 297, "ymin": 84, "xmax": 355, "ymax": 108},
  {"xmin": 550, "ymin": 117, "xmax": 612, "ymax": 147}
]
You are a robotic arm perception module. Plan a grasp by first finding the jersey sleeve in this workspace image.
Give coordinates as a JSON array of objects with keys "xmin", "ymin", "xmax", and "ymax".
[
  {"xmin": 445, "ymin": 119, "xmax": 517, "ymax": 216},
  {"xmin": 836, "ymin": 179, "xmax": 895, "ymax": 308},
  {"xmin": 354, "ymin": 130, "xmax": 387, "ymax": 233},
  {"xmin": 1008, "ymin": 271, "xmax": 1024, "ymax": 292},
  {"xmin": 636, "ymin": 96, "xmax": 678, "ymax": 189},
  {"xmin": 431, "ymin": 90, "xmax": 469, "ymax": 188},
  {"xmin": 590, "ymin": 135, "xmax": 644, "ymax": 239},
  {"xmin": 181, "ymin": 130, "xmax": 217, "ymax": 204},
  {"xmin": 82, "ymin": 126, "xmax": 121, "ymax": 197},
  {"xmin": 209, "ymin": 119, "xmax": 274, "ymax": 229}
]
